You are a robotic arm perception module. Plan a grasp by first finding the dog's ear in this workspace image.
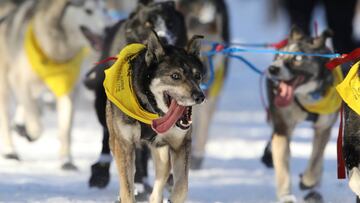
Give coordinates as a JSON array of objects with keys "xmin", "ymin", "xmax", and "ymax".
[
  {"xmin": 289, "ymin": 25, "xmax": 305, "ymax": 42},
  {"xmin": 145, "ymin": 30, "xmax": 165, "ymax": 66},
  {"xmin": 187, "ymin": 35, "xmax": 204, "ymax": 56},
  {"xmin": 311, "ymin": 29, "xmax": 333, "ymax": 49}
]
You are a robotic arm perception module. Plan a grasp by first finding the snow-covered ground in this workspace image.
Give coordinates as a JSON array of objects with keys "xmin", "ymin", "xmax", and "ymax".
[{"xmin": 0, "ymin": 0, "xmax": 357, "ymax": 202}]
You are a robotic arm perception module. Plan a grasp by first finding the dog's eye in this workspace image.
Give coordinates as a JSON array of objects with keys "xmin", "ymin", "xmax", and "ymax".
[
  {"xmin": 171, "ymin": 73, "xmax": 181, "ymax": 80},
  {"xmin": 85, "ymin": 9, "xmax": 93, "ymax": 15},
  {"xmin": 294, "ymin": 55, "xmax": 303, "ymax": 61}
]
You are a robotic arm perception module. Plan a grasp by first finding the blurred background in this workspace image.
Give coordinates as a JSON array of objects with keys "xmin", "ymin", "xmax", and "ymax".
[{"xmin": 1, "ymin": 0, "xmax": 360, "ymax": 202}]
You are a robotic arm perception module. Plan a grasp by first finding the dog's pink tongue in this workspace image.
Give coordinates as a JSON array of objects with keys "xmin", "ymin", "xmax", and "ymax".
[
  {"xmin": 274, "ymin": 81, "xmax": 294, "ymax": 107},
  {"xmin": 152, "ymin": 100, "xmax": 186, "ymax": 134}
]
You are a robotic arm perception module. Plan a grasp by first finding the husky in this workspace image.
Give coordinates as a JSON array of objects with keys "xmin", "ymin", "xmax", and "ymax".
[
  {"xmin": 106, "ymin": 30, "xmax": 205, "ymax": 203},
  {"xmin": 85, "ymin": 0, "xmax": 187, "ymax": 198},
  {"xmin": 266, "ymin": 26, "xmax": 340, "ymax": 202},
  {"xmin": 344, "ymin": 97, "xmax": 360, "ymax": 202},
  {"xmin": 176, "ymin": 0, "xmax": 230, "ymax": 169},
  {"xmin": 0, "ymin": 0, "xmax": 107, "ymax": 169},
  {"xmin": 339, "ymin": 62, "xmax": 360, "ymax": 202}
]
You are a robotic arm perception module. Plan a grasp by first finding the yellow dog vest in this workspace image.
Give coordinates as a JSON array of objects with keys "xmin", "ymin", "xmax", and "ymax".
[
  {"xmin": 25, "ymin": 23, "xmax": 87, "ymax": 97},
  {"xmin": 303, "ymin": 66, "xmax": 343, "ymax": 114},
  {"xmin": 336, "ymin": 61, "xmax": 360, "ymax": 115},
  {"xmin": 103, "ymin": 44, "xmax": 160, "ymax": 124}
]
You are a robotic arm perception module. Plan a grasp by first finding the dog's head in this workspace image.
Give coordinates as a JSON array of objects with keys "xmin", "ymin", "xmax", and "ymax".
[
  {"xmin": 143, "ymin": 31, "xmax": 206, "ymax": 131},
  {"xmin": 267, "ymin": 26, "xmax": 334, "ymax": 107},
  {"xmin": 128, "ymin": 0, "xmax": 187, "ymax": 47},
  {"xmin": 62, "ymin": 0, "xmax": 108, "ymax": 51},
  {"xmin": 176, "ymin": 0, "xmax": 219, "ymax": 35}
]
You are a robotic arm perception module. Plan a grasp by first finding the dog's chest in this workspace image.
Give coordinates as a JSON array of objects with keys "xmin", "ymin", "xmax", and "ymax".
[{"xmin": 148, "ymin": 126, "xmax": 189, "ymax": 149}]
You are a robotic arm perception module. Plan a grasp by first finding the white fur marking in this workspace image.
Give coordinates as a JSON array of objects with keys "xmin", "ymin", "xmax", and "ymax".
[{"xmin": 349, "ymin": 167, "xmax": 360, "ymax": 197}]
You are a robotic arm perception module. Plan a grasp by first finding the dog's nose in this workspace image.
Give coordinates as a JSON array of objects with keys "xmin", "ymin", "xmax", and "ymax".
[
  {"xmin": 268, "ymin": 66, "xmax": 280, "ymax": 75},
  {"xmin": 192, "ymin": 91, "xmax": 205, "ymax": 104}
]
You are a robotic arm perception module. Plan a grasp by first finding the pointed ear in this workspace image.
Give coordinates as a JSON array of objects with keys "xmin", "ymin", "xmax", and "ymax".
[
  {"xmin": 187, "ymin": 35, "xmax": 204, "ymax": 56},
  {"xmin": 289, "ymin": 25, "xmax": 305, "ymax": 41},
  {"xmin": 145, "ymin": 30, "xmax": 165, "ymax": 66},
  {"xmin": 310, "ymin": 29, "xmax": 333, "ymax": 49}
]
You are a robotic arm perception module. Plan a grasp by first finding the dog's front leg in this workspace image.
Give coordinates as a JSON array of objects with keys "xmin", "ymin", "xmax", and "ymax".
[
  {"xmin": 0, "ymin": 72, "xmax": 16, "ymax": 158},
  {"xmin": 300, "ymin": 126, "xmax": 332, "ymax": 189},
  {"xmin": 107, "ymin": 102, "xmax": 137, "ymax": 203},
  {"xmin": 272, "ymin": 133, "xmax": 292, "ymax": 199},
  {"xmin": 111, "ymin": 136, "xmax": 136, "ymax": 203},
  {"xmin": 150, "ymin": 145, "xmax": 170, "ymax": 203},
  {"xmin": 169, "ymin": 138, "xmax": 191, "ymax": 203},
  {"xmin": 56, "ymin": 94, "xmax": 76, "ymax": 170}
]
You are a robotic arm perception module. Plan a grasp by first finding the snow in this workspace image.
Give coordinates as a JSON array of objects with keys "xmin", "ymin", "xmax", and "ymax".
[{"xmin": 0, "ymin": 0, "xmax": 357, "ymax": 202}]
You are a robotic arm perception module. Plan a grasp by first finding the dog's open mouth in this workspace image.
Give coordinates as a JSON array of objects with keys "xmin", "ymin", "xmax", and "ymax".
[
  {"xmin": 80, "ymin": 26, "xmax": 103, "ymax": 51},
  {"xmin": 151, "ymin": 93, "xmax": 192, "ymax": 134},
  {"xmin": 274, "ymin": 76, "xmax": 304, "ymax": 108}
]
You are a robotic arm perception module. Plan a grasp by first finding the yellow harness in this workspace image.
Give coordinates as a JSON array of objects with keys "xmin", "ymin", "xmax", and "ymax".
[
  {"xmin": 302, "ymin": 66, "xmax": 343, "ymax": 114},
  {"xmin": 336, "ymin": 61, "xmax": 360, "ymax": 115},
  {"xmin": 208, "ymin": 65, "xmax": 225, "ymax": 98},
  {"xmin": 103, "ymin": 44, "xmax": 160, "ymax": 124},
  {"xmin": 25, "ymin": 23, "xmax": 87, "ymax": 97}
]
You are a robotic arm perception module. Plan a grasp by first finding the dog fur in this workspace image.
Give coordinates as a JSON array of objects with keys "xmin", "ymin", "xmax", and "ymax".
[
  {"xmin": 266, "ymin": 26, "xmax": 338, "ymax": 201},
  {"xmin": 107, "ymin": 31, "xmax": 205, "ymax": 203},
  {"xmin": 342, "ymin": 65, "xmax": 360, "ymax": 199},
  {"xmin": 176, "ymin": 0, "xmax": 230, "ymax": 169},
  {"xmin": 86, "ymin": 0, "xmax": 188, "ymax": 190},
  {"xmin": 0, "ymin": 0, "xmax": 107, "ymax": 168}
]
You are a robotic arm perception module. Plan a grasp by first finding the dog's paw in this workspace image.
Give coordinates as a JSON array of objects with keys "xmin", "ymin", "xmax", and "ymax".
[
  {"xmin": 14, "ymin": 124, "xmax": 37, "ymax": 142},
  {"xmin": 134, "ymin": 183, "xmax": 150, "ymax": 202},
  {"xmin": 261, "ymin": 143, "xmax": 274, "ymax": 168},
  {"xmin": 278, "ymin": 194, "xmax": 296, "ymax": 203},
  {"xmin": 190, "ymin": 156, "xmax": 203, "ymax": 170},
  {"xmin": 61, "ymin": 161, "xmax": 78, "ymax": 171},
  {"xmin": 299, "ymin": 174, "xmax": 317, "ymax": 190},
  {"xmin": 4, "ymin": 153, "xmax": 20, "ymax": 161},
  {"xmin": 303, "ymin": 191, "xmax": 323, "ymax": 203},
  {"xmin": 89, "ymin": 162, "xmax": 110, "ymax": 188}
]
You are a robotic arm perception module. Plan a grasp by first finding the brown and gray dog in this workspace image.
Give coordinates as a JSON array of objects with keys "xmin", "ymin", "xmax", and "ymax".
[
  {"xmin": 106, "ymin": 31, "xmax": 206, "ymax": 203},
  {"xmin": 266, "ymin": 26, "xmax": 339, "ymax": 203}
]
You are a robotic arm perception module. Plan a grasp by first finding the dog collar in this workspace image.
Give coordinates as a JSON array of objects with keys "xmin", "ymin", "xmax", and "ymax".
[
  {"xmin": 336, "ymin": 61, "xmax": 360, "ymax": 115},
  {"xmin": 103, "ymin": 44, "xmax": 160, "ymax": 124},
  {"xmin": 301, "ymin": 66, "xmax": 343, "ymax": 114},
  {"xmin": 25, "ymin": 22, "xmax": 88, "ymax": 97}
]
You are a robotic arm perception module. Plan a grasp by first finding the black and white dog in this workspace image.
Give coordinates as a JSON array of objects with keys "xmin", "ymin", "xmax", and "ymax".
[
  {"xmin": 265, "ymin": 26, "xmax": 340, "ymax": 202},
  {"xmin": 84, "ymin": 0, "xmax": 187, "ymax": 199},
  {"xmin": 337, "ymin": 61, "xmax": 360, "ymax": 202}
]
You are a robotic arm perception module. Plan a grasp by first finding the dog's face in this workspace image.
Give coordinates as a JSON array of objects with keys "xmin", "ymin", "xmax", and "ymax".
[
  {"xmin": 145, "ymin": 31, "xmax": 206, "ymax": 130},
  {"xmin": 177, "ymin": 0, "xmax": 218, "ymax": 34},
  {"xmin": 130, "ymin": 0, "xmax": 186, "ymax": 46},
  {"xmin": 267, "ymin": 27, "xmax": 333, "ymax": 106},
  {"xmin": 63, "ymin": 0, "xmax": 107, "ymax": 51}
]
